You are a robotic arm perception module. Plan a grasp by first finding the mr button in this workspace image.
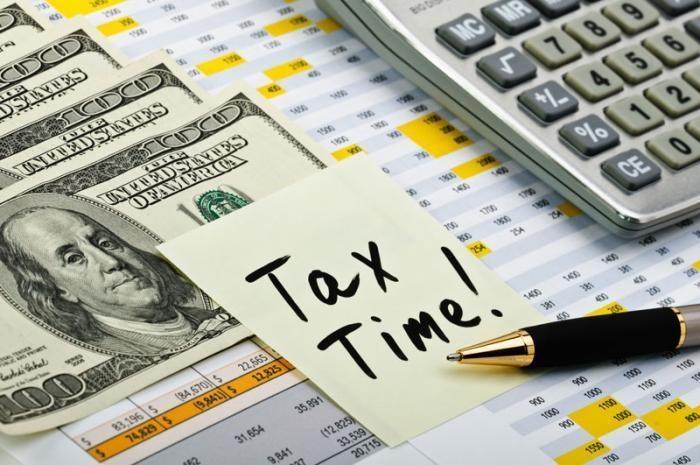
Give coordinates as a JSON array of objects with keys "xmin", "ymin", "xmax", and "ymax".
[
  {"xmin": 436, "ymin": 14, "xmax": 495, "ymax": 55},
  {"xmin": 602, "ymin": 150, "xmax": 661, "ymax": 191}
]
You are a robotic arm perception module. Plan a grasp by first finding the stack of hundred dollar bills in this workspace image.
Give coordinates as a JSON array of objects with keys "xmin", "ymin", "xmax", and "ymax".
[{"xmin": 0, "ymin": 0, "xmax": 332, "ymax": 435}]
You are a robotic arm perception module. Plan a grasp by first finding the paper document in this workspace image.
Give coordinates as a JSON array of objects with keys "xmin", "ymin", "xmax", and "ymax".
[{"xmin": 160, "ymin": 155, "xmax": 544, "ymax": 446}]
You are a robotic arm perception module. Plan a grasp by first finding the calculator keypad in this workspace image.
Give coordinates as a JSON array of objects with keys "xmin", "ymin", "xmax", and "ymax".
[{"xmin": 429, "ymin": 0, "xmax": 700, "ymax": 222}]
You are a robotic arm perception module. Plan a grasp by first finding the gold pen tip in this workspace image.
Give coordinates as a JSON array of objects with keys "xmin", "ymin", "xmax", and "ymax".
[{"xmin": 446, "ymin": 353, "xmax": 462, "ymax": 362}]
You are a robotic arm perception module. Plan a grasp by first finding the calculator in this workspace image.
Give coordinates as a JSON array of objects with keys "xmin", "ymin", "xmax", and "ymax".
[{"xmin": 318, "ymin": 0, "xmax": 700, "ymax": 237}]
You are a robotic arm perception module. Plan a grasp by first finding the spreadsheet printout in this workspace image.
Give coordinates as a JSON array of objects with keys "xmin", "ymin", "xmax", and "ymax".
[{"xmin": 0, "ymin": 0, "xmax": 698, "ymax": 463}]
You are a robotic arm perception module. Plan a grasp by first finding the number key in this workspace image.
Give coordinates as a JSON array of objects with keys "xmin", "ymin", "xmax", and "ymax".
[
  {"xmin": 564, "ymin": 12, "xmax": 622, "ymax": 51},
  {"xmin": 602, "ymin": 0, "xmax": 659, "ymax": 35},
  {"xmin": 604, "ymin": 45, "xmax": 662, "ymax": 84},
  {"xmin": 605, "ymin": 95, "xmax": 664, "ymax": 135},
  {"xmin": 644, "ymin": 78, "xmax": 700, "ymax": 117},
  {"xmin": 524, "ymin": 28, "xmax": 582, "ymax": 68},
  {"xmin": 643, "ymin": 28, "xmax": 700, "ymax": 67},
  {"xmin": 564, "ymin": 62, "xmax": 624, "ymax": 102},
  {"xmin": 647, "ymin": 129, "xmax": 700, "ymax": 169}
]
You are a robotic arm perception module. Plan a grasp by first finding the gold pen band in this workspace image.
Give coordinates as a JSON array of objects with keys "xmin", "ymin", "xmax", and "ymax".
[
  {"xmin": 672, "ymin": 307, "xmax": 687, "ymax": 349},
  {"xmin": 454, "ymin": 329, "xmax": 535, "ymax": 367}
]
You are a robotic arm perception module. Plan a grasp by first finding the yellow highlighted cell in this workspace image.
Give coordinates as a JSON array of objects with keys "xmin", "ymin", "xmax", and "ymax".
[
  {"xmin": 264, "ymin": 58, "xmax": 312, "ymax": 80},
  {"xmin": 97, "ymin": 16, "xmax": 138, "ymax": 36},
  {"xmin": 48, "ymin": 0, "xmax": 123, "ymax": 17},
  {"xmin": 258, "ymin": 83, "xmax": 286, "ymax": 99},
  {"xmin": 558, "ymin": 202, "xmax": 582, "ymax": 218},
  {"xmin": 467, "ymin": 241, "xmax": 491, "ymax": 258},
  {"xmin": 398, "ymin": 112, "xmax": 472, "ymax": 157},
  {"xmin": 264, "ymin": 14, "xmax": 311, "ymax": 36},
  {"xmin": 570, "ymin": 396, "xmax": 637, "ymax": 437},
  {"xmin": 317, "ymin": 18, "xmax": 342, "ymax": 33},
  {"xmin": 452, "ymin": 153, "xmax": 500, "ymax": 179},
  {"xmin": 587, "ymin": 301, "xmax": 626, "ymax": 317},
  {"xmin": 555, "ymin": 439, "xmax": 610, "ymax": 465},
  {"xmin": 693, "ymin": 260, "xmax": 700, "ymax": 271},
  {"xmin": 196, "ymin": 52, "xmax": 246, "ymax": 76},
  {"xmin": 642, "ymin": 398, "xmax": 699, "ymax": 440},
  {"xmin": 88, "ymin": 419, "xmax": 165, "ymax": 461},
  {"xmin": 332, "ymin": 144, "xmax": 364, "ymax": 161},
  {"xmin": 87, "ymin": 359, "xmax": 294, "ymax": 462}
]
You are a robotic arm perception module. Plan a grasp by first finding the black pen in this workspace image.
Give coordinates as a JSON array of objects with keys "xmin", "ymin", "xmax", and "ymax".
[{"xmin": 447, "ymin": 305, "xmax": 700, "ymax": 367}]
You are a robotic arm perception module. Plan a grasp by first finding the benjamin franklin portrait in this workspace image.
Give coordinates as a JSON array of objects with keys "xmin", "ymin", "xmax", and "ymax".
[{"xmin": 0, "ymin": 196, "xmax": 231, "ymax": 356}]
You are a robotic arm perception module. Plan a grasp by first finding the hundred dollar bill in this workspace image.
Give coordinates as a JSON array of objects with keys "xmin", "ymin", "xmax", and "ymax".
[
  {"xmin": 0, "ymin": 52, "xmax": 211, "ymax": 186},
  {"xmin": 0, "ymin": 84, "xmax": 333, "ymax": 434},
  {"xmin": 0, "ymin": 0, "xmax": 48, "ymax": 60},
  {"xmin": 0, "ymin": 20, "xmax": 129, "ymax": 134}
]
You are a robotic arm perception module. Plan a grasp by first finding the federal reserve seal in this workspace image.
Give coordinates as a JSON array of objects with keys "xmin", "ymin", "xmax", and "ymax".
[{"xmin": 196, "ymin": 186, "xmax": 251, "ymax": 222}]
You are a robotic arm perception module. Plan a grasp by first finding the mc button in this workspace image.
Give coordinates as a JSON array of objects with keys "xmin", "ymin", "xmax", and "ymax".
[
  {"xmin": 601, "ymin": 150, "xmax": 661, "ymax": 191},
  {"xmin": 436, "ymin": 14, "xmax": 496, "ymax": 55}
]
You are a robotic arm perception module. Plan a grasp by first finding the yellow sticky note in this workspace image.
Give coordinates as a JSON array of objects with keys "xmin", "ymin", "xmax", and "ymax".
[
  {"xmin": 399, "ymin": 112, "xmax": 472, "ymax": 157},
  {"xmin": 264, "ymin": 58, "xmax": 312, "ymax": 80},
  {"xmin": 48, "ymin": 0, "xmax": 123, "ymax": 17},
  {"xmin": 97, "ymin": 16, "xmax": 138, "ymax": 37},
  {"xmin": 159, "ymin": 156, "xmax": 543, "ymax": 446}
]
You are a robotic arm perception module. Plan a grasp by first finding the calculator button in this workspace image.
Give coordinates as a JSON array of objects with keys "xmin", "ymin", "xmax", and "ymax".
[
  {"xmin": 563, "ymin": 12, "xmax": 622, "ymax": 51},
  {"xmin": 686, "ymin": 116, "xmax": 700, "ymax": 138},
  {"xmin": 602, "ymin": 150, "xmax": 661, "ymax": 190},
  {"xmin": 602, "ymin": 0, "xmax": 659, "ymax": 35},
  {"xmin": 519, "ymin": 81, "xmax": 579, "ymax": 122},
  {"xmin": 647, "ymin": 129, "xmax": 700, "ymax": 168},
  {"xmin": 436, "ymin": 14, "xmax": 496, "ymax": 55},
  {"xmin": 603, "ymin": 45, "xmax": 663, "ymax": 84},
  {"xmin": 564, "ymin": 62, "xmax": 624, "ymax": 101},
  {"xmin": 685, "ymin": 16, "xmax": 700, "ymax": 40},
  {"xmin": 644, "ymin": 78, "xmax": 700, "ymax": 117},
  {"xmin": 477, "ymin": 47, "xmax": 537, "ymax": 87},
  {"xmin": 605, "ymin": 95, "xmax": 664, "ymax": 135},
  {"xmin": 648, "ymin": 0, "xmax": 699, "ymax": 16},
  {"xmin": 482, "ymin": 0, "xmax": 541, "ymax": 35},
  {"xmin": 529, "ymin": 0, "xmax": 580, "ymax": 18},
  {"xmin": 560, "ymin": 114, "xmax": 620, "ymax": 156},
  {"xmin": 683, "ymin": 64, "xmax": 700, "ymax": 90},
  {"xmin": 523, "ymin": 29, "xmax": 582, "ymax": 69},
  {"xmin": 643, "ymin": 28, "xmax": 700, "ymax": 67}
]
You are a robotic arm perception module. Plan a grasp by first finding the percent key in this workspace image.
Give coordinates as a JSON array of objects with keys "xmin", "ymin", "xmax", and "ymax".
[{"xmin": 560, "ymin": 114, "xmax": 620, "ymax": 157}]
